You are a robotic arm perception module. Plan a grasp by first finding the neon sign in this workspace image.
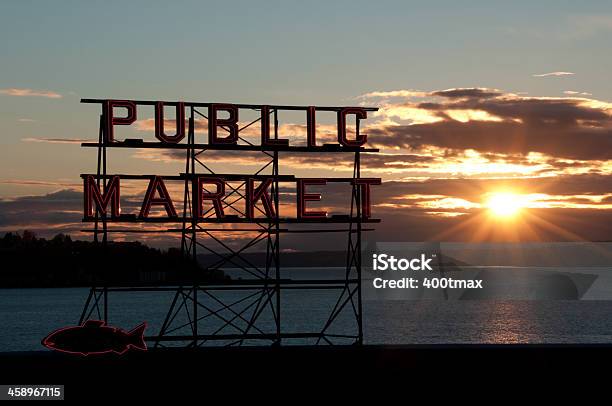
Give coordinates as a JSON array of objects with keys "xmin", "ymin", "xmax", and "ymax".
[{"xmin": 81, "ymin": 99, "xmax": 381, "ymax": 224}]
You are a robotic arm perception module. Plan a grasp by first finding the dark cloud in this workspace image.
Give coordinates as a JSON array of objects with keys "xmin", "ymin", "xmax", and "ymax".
[
  {"xmin": 22, "ymin": 138, "xmax": 94, "ymax": 144},
  {"xmin": 372, "ymin": 175, "xmax": 612, "ymax": 203},
  {"xmin": 2, "ymin": 175, "xmax": 612, "ymax": 247},
  {"xmin": 371, "ymin": 120, "xmax": 612, "ymax": 161},
  {"xmin": 0, "ymin": 190, "xmax": 83, "ymax": 235},
  {"xmin": 0, "ymin": 189, "xmax": 149, "ymax": 230},
  {"xmin": 370, "ymin": 89, "xmax": 612, "ymax": 161},
  {"xmin": 439, "ymin": 96, "xmax": 610, "ymax": 123},
  {"xmin": 0, "ymin": 189, "xmax": 182, "ymax": 247},
  {"xmin": 140, "ymin": 149, "xmax": 436, "ymax": 171},
  {"xmin": 430, "ymin": 88, "xmax": 502, "ymax": 99},
  {"xmin": 0, "ymin": 179, "xmax": 80, "ymax": 188},
  {"xmin": 370, "ymin": 207, "xmax": 612, "ymax": 242}
]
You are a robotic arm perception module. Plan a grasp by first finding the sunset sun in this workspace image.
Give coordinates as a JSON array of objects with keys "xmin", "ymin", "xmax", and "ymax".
[{"xmin": 485, "ymin": 192, "xmax": 525, "ymax": 218}]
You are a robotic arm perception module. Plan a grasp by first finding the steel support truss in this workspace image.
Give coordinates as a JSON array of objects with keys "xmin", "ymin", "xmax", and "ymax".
[{"xmin": 79, "ymin": 104, "xmax": 379, "ymax": 347}]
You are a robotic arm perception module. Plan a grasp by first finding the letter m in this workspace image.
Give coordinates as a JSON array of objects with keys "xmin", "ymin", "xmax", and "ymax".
[{"xmin": 84, "ymin": 175, "xmax": 120, "ymax": 219}]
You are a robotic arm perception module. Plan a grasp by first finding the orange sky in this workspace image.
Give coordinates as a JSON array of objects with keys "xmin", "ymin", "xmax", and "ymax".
[{"xmin": 1, "ymin": 87, "xmax": 612, "ymax": 247}]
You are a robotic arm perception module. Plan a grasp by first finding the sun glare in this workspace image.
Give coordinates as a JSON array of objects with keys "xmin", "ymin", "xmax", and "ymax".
[{"xmin": 486, "ymin": 192, "xmax": 525, "ymax": 218}]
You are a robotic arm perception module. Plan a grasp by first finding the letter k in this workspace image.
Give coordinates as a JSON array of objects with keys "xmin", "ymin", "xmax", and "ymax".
[{"xmin": 421, "ymin": 254, "xmax": 433, "ymax": 271}]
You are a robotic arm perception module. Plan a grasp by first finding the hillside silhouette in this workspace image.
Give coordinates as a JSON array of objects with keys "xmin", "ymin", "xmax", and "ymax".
[{"xmin": 0, "ymin": 231, "xmax": 228, "ymax": 288}]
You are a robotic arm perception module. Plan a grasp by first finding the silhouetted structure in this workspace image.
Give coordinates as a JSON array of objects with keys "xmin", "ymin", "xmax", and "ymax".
[
  {"xmin": 0, "ymin": 231, "xmax": 225, "ymax": 287},
  {"xmin": 79, "ymin": 99, "xmax": 380, "ymax": 346}
]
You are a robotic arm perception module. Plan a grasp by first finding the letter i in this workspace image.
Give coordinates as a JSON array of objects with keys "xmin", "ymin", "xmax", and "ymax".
[{"xmin": 373, "ymin": 254, "xmax": 377, "ymax": 270}]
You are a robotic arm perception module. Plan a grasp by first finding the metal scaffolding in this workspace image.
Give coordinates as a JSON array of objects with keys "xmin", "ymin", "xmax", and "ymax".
[{"xmin": 78, "ymin": 100, "xmax": 380, "ymax": 347}]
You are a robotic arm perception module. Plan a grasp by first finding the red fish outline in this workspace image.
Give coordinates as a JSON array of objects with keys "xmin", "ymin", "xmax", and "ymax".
[{"xmin": 42, "ymin": 320, "xmax": 147, "ymax": 356}]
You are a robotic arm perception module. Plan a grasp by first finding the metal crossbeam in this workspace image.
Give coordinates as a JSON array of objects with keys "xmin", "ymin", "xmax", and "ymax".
[{"xmin": 79, "ymin": 103, "xmax": 374, "ymax": 347}]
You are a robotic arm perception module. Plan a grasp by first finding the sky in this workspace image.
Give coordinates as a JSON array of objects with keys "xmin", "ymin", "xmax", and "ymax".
[{"xmin": 1, "ymin": 0, "xmax": 612, "ymax": 247}]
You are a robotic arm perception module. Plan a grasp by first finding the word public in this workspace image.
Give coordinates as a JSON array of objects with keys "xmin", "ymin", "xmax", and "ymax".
[{"xmin": 91, "ymin": 99, "xmax": 373, "ymax": 147}]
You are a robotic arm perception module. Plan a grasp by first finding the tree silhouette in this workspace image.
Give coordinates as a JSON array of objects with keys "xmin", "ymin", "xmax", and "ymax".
[{"xmin": 0, "ymin": 231, "xmax": 227, "ymax": 287}]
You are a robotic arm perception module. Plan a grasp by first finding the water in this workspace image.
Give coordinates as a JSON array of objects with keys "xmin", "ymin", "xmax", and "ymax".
[{"xmin": 2, "ymin": 286, "xmax": 612, "ymax": 352}]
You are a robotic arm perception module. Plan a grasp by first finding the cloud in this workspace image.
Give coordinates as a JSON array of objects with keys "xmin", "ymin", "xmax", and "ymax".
[
  {"xmin": 430, "ymin": 88, "xmax": 503, "ymax": 99},
  {"xmin": 358, "ymin": 90, "xmax": 429, "ymax": 99},
  {"xmin": 132, "ymin": 147, "xmax": 436, "ymax": 174},
  {"xmin": 135, "ymin": 118, "xmax": 206, "ymax": 132},
  {"xmin": 366, "ymin": 87, "xmax": 612, "ymax": 161},
  {"xmin": 370, "ymin": 205, "xmax": 612, "ymax": 242},
  {"xmin": 359, "ymin": 88, "xmax": 503, "ymax": 101},
  {"xmin": 134, "ymin": 118, "xmax": 338, "ymax": 140},
  {"xmin": 0, "ymin": 179, "xmax": 80, "ymax": 188},
  {"xmin": 564, "ymin": 90, "xmax": 592, "ymax": 96},
  {"xmin": 532, "ymin": 72, "xmax": 575, "ymax": 77},
  {"xmin": 0, "ymin": 189, "xmax": 82, "ymax": 236},
  {"xmin": 0, "ymin": 188, "xmax": 179, "ymax": 246},
  {"xmin": 0, "ymin": 88, "xmax": 62, "ymax": 98},
  {"xmin": 3, "ymin": 175, "xmax": 612, "ymax": 245},
  {"xmin": 128, "ymin": 88, "xmax": 612, "ymax": 178},
  {"xmin": 8, "ymin": 86, "xmax": 610, "ymax": 244},
  {"xmin": 21, "ymin": 137, "xmax": 94, "ymax": 144},
  {"xmin": 374, "ymin": 175, "xmax": 612, "ymax": 203}
]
